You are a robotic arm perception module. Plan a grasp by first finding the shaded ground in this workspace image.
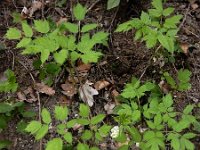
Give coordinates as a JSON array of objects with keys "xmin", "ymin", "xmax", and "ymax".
[{"xmin": 0, "ymin": 0, "xmax": 200, "ymax": 149}]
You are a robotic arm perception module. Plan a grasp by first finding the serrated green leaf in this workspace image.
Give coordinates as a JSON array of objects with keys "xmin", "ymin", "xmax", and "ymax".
[
  {"xmin": 46, "ymin": 138, "xmax": 63, "ymax": 150},
  {"xmin": 152, "ymin": 0, "xmax": 163, "ymax": 12},
  {"xmin": 163, "ymin": 7, "xmax": 174, "ymax": 16},
  {"xmin": 81, "ymin": 24, "xmax": 98, "ymax": 32},
  {"xmin": 54, "ymin": 106, "xmax": 68, "ymax": 121},
  {"xmin": 98, "ymin": 124, "xmax": 112, "ymax": 137},
  {"xmin": 56, "ymin": 124, "xmax": 66, "ymax": 135},
  {"xmin": 81, "ymin": 130, "xmax": 93, "ymax": 141},
  {"xmin": 77, "ymin": 118, "xmax": 90, "ymax": 125},
  {"xmin": 77, "ymin": 143, "xmax": 89, "ymax": 150},
  {"xmin": 183, "ymin": 133, "xmax": 196, "ymax": 139},
  {"xmin": 164, "ymin": 15, "xmax": 182, "ymax": 29},
  {"xmin": 148, "ymin": 9, "xmax": 162, "ymax": 17},
  {"xmin": 6, "ymin": 28, "xmax": 21, "ymax": 39},
  {"xmin": 35, "ymin": 124, "xmax": 48, "ymax": 140},
  {"xmin": 79, "ymin": 103, "xmax": 90, "ymax": 117},
  {"xmin": 41, "ymin": 50, "xmax": 50, "ymax": 64},
  {"xmin": 163, "ymin": 94, "xmax": 173, "ymax": 108},
  {"xmin": 41, "ymin": 108, "xmax": 51, "ymax": 124},
  {"xmin": 0, "ymin": 140, "xmax": 12, "ymax": 149},
  {"xmin": 90, "ymin": 147, "xmax": 100, "ymax": 150},
  {"xmin": 54, "ymin": 49, "xmax": 68, "ymax": 65},
  {"xmin": 73, "ymin": 3, "xmax": 87, "ymax": 21},
  {"xmin": 107, "ymin": 0, "xmax": 120, "ymax": 10},
  {"xmin": 16, "ymin": 38, "xmax": 31, "ymax": 48},
  {"xmin": 163, "ymin": 72, "xmax": 176, "ymax": 89},
  {"xmin": 63, "ymin": 132, "xmax": 72, "ymax": 144},
  {"xmin": 66, "ymin": 119, "xmax": 77, "ymax": 128},
  {"xmin": 63, "ymin": 22, "xmax": 78, "ymax": 33},
  {"xmin": 25, "ymin": 121, "xmax": 42, "ymax": 134},
  {"xmin": 22, "ymin": 22, "xmax": 33, "ymax": 37},
  {"xmin": 90, "ymin": 114, "xmax": 105, "ymax": 125},
  {"xmin": 81, "ymin": 51, "xmax": 102, "ymax": 64},
  {"xmin": 140, "ymin": 11, "xmax": 151, "ymax": 25},
  {"xmin": 0, "ymin": 103, "xmax": 13, "ymax": 113},
  {"xmin": 92, "ymin": 31, "xmax": 109, "ymax": 43},
  {"xmin": 125, "ymin": 126, "xmax": 141, "ymax": 142},
  {"xmin": 178, "ymin": 69, "xmax": 191, "ymax": 82},
  {"xmin": 183, "ymin": 105, "xmax": 194, "ymax": 115},
  {"xmin": 34, "ymin": 20, "xmax": 49, "ymax": 33},
  {"xmin": 170, "ymin": 137, "xmax": 180, "ymax": 150},
  {"xmin": 158, "ymin": 34, "xmax": 175, "ymax": 53}
]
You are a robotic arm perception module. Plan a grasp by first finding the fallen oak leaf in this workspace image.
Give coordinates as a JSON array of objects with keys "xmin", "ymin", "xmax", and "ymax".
[
  {"xmin": 61, "ymin": 82, "xmax": 77, "ymax": 97},
  {"xmin": 34, "ymin": 83, "xmax": 55, "ymax": 95},
  {"xmin": 94, "ymin": 80, "xmax": 110, "ymax": 90},
  {"xmin": 79, "ymin": 80, "xmax": 98, "ymax": 107}
]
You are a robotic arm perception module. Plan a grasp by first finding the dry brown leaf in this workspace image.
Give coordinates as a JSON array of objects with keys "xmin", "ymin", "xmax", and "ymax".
[
  {"xmin": 159, "ymin": 80, "xmax": 170, "ymax": 94},
  {"xmin": 17, "ymin": 92, "xmax": 26, "ymax": 101},
  {"xmin": 61, "ymin": 82, "xmax": 77, "ymax": 97},
  {"xmin": 104, "ymin": 103, "xmax": 115, "ymax": 114},
  {"xmin": 34, "ymin": 83, "xmax": 55, "ymax": 95},
  {"xmin": 94, "ymin": 80, "xmax": 110, "ymax": 90},
  {"xmin": 191, "ymin": 3, "xmax": 199, "ymax": 10},
  {"xmin": 59, "ymin": 95, "xmax": 72, "ymax": 105},
  {"xmin": 79, "ymin": 80, "xmax": 98, "ymax": 107},
  {"xmin": 180, "ymin": 43, "xmax": 189, "ymax": 55},
  {"xmin": 111, "ymin": 89, "xmax": 120, "ymax": 105},
  {"xmin": 76, "ymin": 64, "xmax": 91, "ymax": 72},
  {"xmin": 56, "ymin": 17, "xmax": 67, "ymax": 26},
  {"xmin": 29, "ymin": 1, "xmax": 43, "ymax": 17}
]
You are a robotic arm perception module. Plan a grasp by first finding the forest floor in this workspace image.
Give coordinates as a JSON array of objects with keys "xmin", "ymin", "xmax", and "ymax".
[{"xmin": 0, "ymin": 0, "xmax": 200, "ymax": 149}]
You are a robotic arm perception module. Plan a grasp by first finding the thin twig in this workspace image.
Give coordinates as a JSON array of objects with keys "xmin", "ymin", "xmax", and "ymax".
[
  {"xmin": 87, "ymin": 0, "xmax": 101, "ymax": 12},
  {"xmin": 178, "ymin": 4, "xmax": 191, "ymax": 30}
]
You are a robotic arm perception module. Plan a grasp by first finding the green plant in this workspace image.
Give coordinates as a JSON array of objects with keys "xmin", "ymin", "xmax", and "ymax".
[
  {"xmin": 111, "ymin": 76, "xmax": 197, "ymax": 150},
  {"xmin": 0, "ymin": 69, "xmax": 18, "ymax": 92},
  {"xmin": 107, "ymin": 0, "xmax": 120, "ymax": 10},
  {"xmin": 5, "ymin": 3, "xmax": 108, "ymax": 66},
  {"xmin": 163, "ymin": 69, "xmax": 192, "ymax": 91},
  {"xmin": 115, "ymin": 0, "xmax": 182, "ymax": 54},
  {"xmin": 25, "ymin": 103, "xmax": 111, "ymax": 149}
]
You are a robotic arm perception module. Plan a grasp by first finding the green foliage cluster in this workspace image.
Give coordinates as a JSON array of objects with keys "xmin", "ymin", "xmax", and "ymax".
[
  {"xmin": 25, "ymin": 104, "xmax": 110, "ymax": 150},
  {"xmin": 163, "ymin": 69, "xmax": 192, "ymax": 91},
  {"xmin": 0, "ymin": 69, "xmax": 18, "ymax": 92},
  {"xmin": 113, "ymin": 77, "xmax": 198, "ymax": 150},
  {"xmin": 5, "ymin": 3, "xmax": 108, "ymax": 66},
  {"xmin": 116, "ymin": 0, "xmax": 182, "ymax": 53}
]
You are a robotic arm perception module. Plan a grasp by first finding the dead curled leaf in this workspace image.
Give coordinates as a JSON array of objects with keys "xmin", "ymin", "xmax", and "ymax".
[
  {"xmin": 34, "ymin": 83, "xmax": 55, "ymax": 96},
  {"xmin": 104, "ymin": 103, "xmax": 115, "ymax": 114},
  {"xmin": 21, "ymin": 1, "xmax": 43, "ymax": 18},
  {"xmin": 61, "ymin": 82, "xmax": 77, "ymax": 97},
  {"xmin": 180, "ymin": 43, "xmax": 189, "ymax": 55},
  {"xmin": 79, "ymin": 80, "xmax": 98, "ymax": 107},
  {"xmin": 17, "ymin": 87, "xmax": 37, "ymax": 103},
  {"xmin": 94, "ymin": 80, "xmax": 110, "ymax": 90}
]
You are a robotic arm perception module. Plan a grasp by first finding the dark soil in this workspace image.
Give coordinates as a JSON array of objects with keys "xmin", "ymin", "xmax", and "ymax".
[{"xmin": 0, "ymin": 0, "xmax": 200, "ymax": 149}]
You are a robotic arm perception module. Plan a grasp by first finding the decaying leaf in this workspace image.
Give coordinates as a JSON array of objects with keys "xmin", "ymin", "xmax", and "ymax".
[
  {"xmin": 159, "ymin": 80, "xmax": 170, "ymax": 94},
  {"xmin": 180, "ymin": 43, "xmax": 189, "ymax": 55},
  {"xmin": 79, "ymin": 80, "xmax": 98, "ymax": 107},
  {"xmin": 56, "ymin": 17, "xmax": 67, "ymax": 26},
  {"xmin": 76, "ymin": 63, "xmax": 91, "ymax": 72},
  {"xmin": 34, "ymin": 83, "xmax": 55, "ymax": 95},
  {"xmin": 94, "ymin": 80, "xmax": 110, "ymax": 90},
  {"xmin": 21, "ymin": 1, "xmax": 43, "ymax": 18},
  {"xmin": 111, "ymin": 89, "xmax": 120, "ymax": 105},
  {"xmin": 61, "ymin": 82, "xmax": 77, "ymax": 97},
  {"xmin": 104, "ymin": 103, "xmax": 115, "ymax": 114},
  {"xmin": 59, "ymin": 95, "xmax": 72, "ymax": 105},
  {"xmin": 17, "ymin": 91, "xmax": 26, "ymax": 101},
  {"xmin": 19, "ymin": 87, "xmax": 37, "ymax": 103}
]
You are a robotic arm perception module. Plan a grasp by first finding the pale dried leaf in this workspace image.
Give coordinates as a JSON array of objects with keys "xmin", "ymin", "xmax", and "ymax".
[
  {"xmin": 29, "ymin": 1, "xmax": 43, "ymax": 17},
  {"xmin": 34, "ymin": 83, "xmax": 55, "ymax": 95},
  {"xmin": 159, "ymin": 80, "xmax": 170, "ymax": 94},
  {"xmin": 94, "ymin": 80, "xmax": 110, "ymax": 90},
  {"xmin": 61, "ymin": 82, "xmax": 77, "ymax": 97},
  {"xmin": 104, "ymin": 103, "xmax": 115, "ymax": 114},
  {"xmin": 180, "ymin": 43, "xmax": 189, "ymax": 55},
  {"xmin": 76, "ymin": 64, "xmax": 91, "ymax": 72},
  {"xmin": 56, "ymin": 17, "xmax": 67, "ymax": 26},
  {"xmin": 17, "ymin": 92, "xmax": 26, "ymax": 101},
  {"xmin": 191, "ymin": 3, "xmax": 199, "ymax": 10},
  {"xmin": 79, "ymin": 80, "xmax": 98, "ymax": 107}
]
